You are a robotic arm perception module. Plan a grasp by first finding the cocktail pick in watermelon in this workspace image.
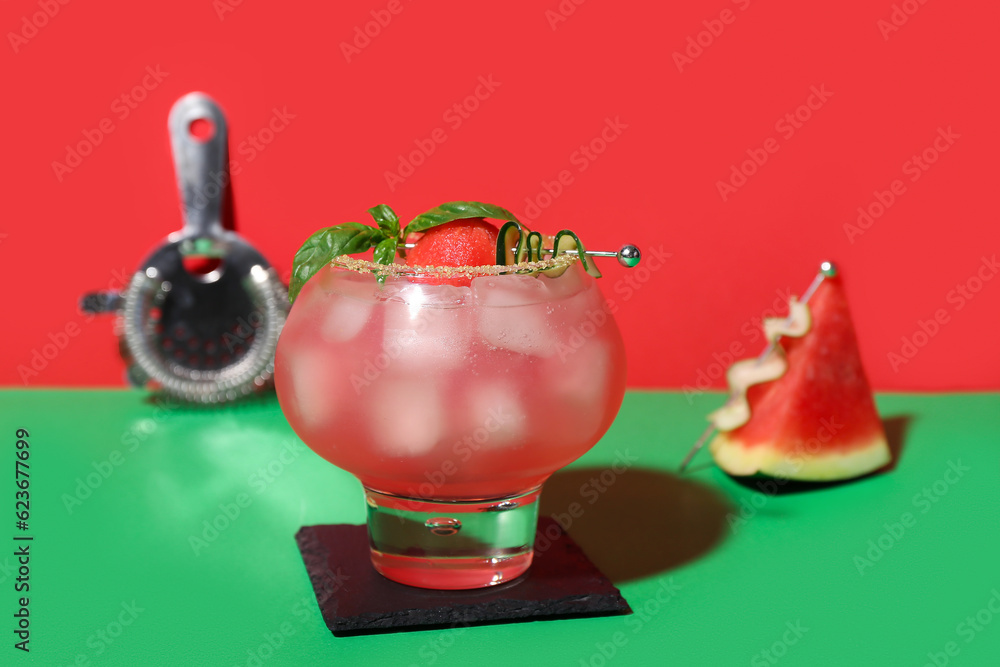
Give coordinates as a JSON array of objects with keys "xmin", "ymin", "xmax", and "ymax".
[{"xmin": 680, "ymin": 262, "xmax": 892, "ymax": 481}]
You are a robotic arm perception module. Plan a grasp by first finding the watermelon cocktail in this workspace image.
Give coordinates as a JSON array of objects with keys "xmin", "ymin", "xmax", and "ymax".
[{"xmin": 274, "ymin": 202, "xmax": 630, "ymax": 589}]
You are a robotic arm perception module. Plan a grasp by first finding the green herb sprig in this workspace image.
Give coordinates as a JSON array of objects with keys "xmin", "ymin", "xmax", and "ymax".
[{"xmin": 288, "ymin": 200, "xmax": 599, "ymax": 302}]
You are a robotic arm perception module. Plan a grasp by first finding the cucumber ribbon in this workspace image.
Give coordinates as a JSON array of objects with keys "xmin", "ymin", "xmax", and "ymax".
[
  {"xmin": 708, "ymin": 298, "xmax": 812, "ymax": 431},
  {"xmin": 496, "ymin": 221, "xmax": 602, "ymax": 279}
]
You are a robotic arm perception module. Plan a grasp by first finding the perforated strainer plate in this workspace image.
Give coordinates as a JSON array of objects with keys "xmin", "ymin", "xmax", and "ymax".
[{"xmin": 82, "ymin": 92, "xmax": 288, "ymax": 404}]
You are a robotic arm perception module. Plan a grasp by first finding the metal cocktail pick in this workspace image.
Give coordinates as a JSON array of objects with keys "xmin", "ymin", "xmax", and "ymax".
[
  {"xmin": 677, "ymin": 261, "xmax": 839, "ymax": 473},
  {"xmin": 400, "ymin": 243, "xmax": 643, "ymax": 268},
  {"xmin": 567, "ymin": 244, "xmax": 643, "ymax": 268}
]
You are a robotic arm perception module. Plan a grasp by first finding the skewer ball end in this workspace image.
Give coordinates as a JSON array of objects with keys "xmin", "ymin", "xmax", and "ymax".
[{"xmin": 618, "ymin": 244, "xmax": 641, "ymax": 268}]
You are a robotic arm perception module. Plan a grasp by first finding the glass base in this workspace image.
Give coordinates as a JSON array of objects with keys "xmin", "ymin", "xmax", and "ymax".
[{"xmin": 364, "ymin": 487, "xmax": 542, "ymax": 590}]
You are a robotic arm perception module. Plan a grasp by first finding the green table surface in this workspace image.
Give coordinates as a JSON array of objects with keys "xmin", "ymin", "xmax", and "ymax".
[{"xmin": 1, "ymin": 389, "xmax": 998, "ymax": 666}]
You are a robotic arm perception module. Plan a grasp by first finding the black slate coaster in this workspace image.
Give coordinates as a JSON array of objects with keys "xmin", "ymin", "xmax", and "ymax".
[{"xmin": 294, "ymin": 517, "xmax": 631, "ymax": 636}]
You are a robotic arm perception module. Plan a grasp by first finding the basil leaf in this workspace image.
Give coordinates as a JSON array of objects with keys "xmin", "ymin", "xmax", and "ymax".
[
  {"xmin": 405, "ymin": 201, "xmax": 520, "ymax": 236},
  {"xmin": 368, "ymin": 204, "xmax": 399, "ymax": 238},
  {"xmin": 288, "ymin": 222, "xmax": 383, "ymax": 302},
  {"xmin": 371, "ymin": 236, "xmax": 398, "ymax": 285},
  {"xmin": 372, "ymin": 236, "xmax": 397, "ymax": 265}
]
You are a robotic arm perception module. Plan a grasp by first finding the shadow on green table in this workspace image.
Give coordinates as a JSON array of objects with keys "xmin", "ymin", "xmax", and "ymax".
[{"xmin": 539, "ymin": 467, "xmax": 731, "ymax": 584}]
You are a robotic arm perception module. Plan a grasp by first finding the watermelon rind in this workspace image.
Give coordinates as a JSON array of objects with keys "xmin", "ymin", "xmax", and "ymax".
[{"xmin": 710, "ymin": 430, "xmax": 891, "ymax": 481}]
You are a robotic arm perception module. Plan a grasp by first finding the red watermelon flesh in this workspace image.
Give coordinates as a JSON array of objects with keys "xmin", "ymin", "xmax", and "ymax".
[
  {"xmin": 709, "ymin": 276, "xmax": 891, "ymax": 481},
  {"xmin": 405, "ymin": 218, "xmax": 499, "ymax": 286}
]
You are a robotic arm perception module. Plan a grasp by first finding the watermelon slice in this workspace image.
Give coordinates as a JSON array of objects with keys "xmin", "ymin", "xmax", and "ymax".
[
  {"xmin": 405, "ymin": 218, "xmax": 499, "ymax": 286},
  {"xmin": 708, "ymin": 275, "xmax": 891, "ymax": 481}
]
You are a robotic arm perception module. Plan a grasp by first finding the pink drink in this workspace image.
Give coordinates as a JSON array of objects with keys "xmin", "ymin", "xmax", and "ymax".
[{"xmin": 275, "ymin": 260, "xmax": 626, "ymax": 588}]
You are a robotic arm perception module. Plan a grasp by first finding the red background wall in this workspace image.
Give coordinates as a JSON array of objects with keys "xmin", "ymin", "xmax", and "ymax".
[{"xmin": 2, "ymin": 0, "xmax": 997, "ymax": 391}]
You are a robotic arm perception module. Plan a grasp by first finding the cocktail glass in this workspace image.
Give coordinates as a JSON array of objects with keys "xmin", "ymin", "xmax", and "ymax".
[{"xmin": 275, "ymin": 257, "xmax": 626, "ymax": 589}]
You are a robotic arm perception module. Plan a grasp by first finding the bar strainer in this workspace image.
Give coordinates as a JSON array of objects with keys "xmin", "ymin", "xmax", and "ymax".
[{"xmin": 81, "ymin": 92, "xmax": 288, "ymax": 403}]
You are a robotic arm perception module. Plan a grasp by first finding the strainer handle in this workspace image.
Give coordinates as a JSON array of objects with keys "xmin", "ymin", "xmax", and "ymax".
[{"xmin": 168, "ymin": 92, "xmax": 229, "ymax": 240}]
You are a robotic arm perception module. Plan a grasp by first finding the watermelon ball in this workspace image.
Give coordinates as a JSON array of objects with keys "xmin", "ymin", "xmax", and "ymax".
[{"xmin": 405, "ymin": 218, "xmax": 499, "ymax": 286}]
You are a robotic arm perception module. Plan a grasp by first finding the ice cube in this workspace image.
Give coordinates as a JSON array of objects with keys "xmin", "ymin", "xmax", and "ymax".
[
  {"xmin": 378, "ymin": 281, "xmax": 472, "ymax": 306},
  {"xmin": 476, "ymin": 308, "xmax": 558, "ymax": 357},
  {"xmin": 472, "ymin": 274, "xmax": 547, "ymax": 306},
  {"xmin": 369, "ymin": 378, "xmax": 444, "ymax": 457},
  {"xmin": 463, "ymin": 381, "xmax": 528, "ymax": 449},
  {"xmin": 382, "ymin": 302, "xmax": 471, "ymax": 370},
  {"xmin": 286, "ymin": 347, "xmax": 340, "ymax": 432},
  {"xmin": 320, "ymin": 295, "xmax": 374, "ymax": 343},
  {"xmin": 537, "ymin": 261, "xmax": 589, "ymax": 300},
  {"xmin": 372, "ymin": 280, "xmax": 409, "ymax": 304},
  {"xmin": 548, "ymin": 275, "xmax": 607, "ymax": 342},
  {"xmin": 548, "ymin": 341, "xmax": 612, "ymax": 428},
  {"xmin": 314, "ymin": 266, "xmax": 378, "ymax": 298},
  {"xmin": 472, "ymin": 275, "xmax": 558, "ymax": 356}
]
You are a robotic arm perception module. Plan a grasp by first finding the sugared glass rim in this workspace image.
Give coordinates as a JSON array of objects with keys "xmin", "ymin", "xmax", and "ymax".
[{"xmin": 331, "ymin": 253, "xmax": 578, "ymax": 279}]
